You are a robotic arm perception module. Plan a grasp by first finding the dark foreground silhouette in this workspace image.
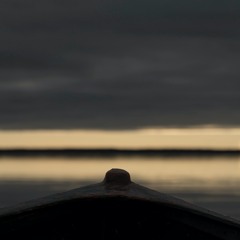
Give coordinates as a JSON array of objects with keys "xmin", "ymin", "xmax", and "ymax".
[{"xmin": 0, "ymin": 169, "xmax": 240, "ymax": 240}]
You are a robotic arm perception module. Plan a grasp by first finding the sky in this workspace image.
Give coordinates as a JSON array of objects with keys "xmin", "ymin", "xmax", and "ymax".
[
  {"xmin": 1, "ymin": 129, "xmax": 240, "ymax": 149},
  {"xmin": 1, "ymin": 1, "xmax": 240, "ymax": 148}
]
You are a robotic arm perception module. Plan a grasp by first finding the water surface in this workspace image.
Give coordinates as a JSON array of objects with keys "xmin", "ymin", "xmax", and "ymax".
[{"xmin": 0, "ymin": 156, "xmax": 240, "ymax": 220}]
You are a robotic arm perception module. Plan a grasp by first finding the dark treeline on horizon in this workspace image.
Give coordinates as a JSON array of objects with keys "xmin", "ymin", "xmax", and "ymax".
[{"xmin": 0, "ymin": 149, "xmax": 240, "ymax": 158}]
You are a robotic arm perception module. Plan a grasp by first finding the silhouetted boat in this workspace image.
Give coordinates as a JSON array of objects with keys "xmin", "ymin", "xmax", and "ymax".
[{"xmin": 0, "ymin": 168, "xmax": 240, "ymax": 239}]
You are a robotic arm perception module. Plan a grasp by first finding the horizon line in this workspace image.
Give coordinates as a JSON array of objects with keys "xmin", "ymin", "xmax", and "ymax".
[{"xmin": 1, "ymin": 148, "xmax": 240, "ymax": 157}]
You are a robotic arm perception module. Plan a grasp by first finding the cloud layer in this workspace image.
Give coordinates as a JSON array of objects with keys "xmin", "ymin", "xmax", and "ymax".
[{"xmin": 1, "ymin": 1, "xmax": 240, "ymax": 129}]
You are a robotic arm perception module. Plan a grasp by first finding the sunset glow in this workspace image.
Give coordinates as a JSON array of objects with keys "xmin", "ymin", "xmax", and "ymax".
[{"xmin": 1, "ymin": 128, "xmax": 240, "ymax": 149}]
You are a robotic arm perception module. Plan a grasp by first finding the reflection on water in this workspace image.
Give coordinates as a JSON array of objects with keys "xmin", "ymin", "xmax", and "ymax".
[
  {"xmin": 1, "ymin": 156, "xmax": 240, "ymax": 190},
  {"xmin": 0, "ymin": 156, "xmax": 240, "ymax": 219}
]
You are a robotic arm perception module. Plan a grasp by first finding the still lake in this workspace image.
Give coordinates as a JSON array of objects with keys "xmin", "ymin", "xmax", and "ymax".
[{"xmin": 0, "ymin": 155, "xmax": 240, "ymax": 220}]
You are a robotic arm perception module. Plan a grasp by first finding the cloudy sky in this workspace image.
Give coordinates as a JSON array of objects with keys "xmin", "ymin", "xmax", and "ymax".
[{"xmin": 1, "ymin": 0, "xmax": 240, "ymax": 133}]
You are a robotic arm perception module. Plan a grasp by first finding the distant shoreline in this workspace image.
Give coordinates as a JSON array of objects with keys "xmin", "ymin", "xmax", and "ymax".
[{"xmin": 0, "ymin": 149, "xmax": 240, "ymax": 158}]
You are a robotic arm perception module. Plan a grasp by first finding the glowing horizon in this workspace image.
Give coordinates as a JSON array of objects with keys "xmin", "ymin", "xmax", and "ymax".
[{"xmin": 1, "ymin": 127, "xmax": 240, "ymax": 149}]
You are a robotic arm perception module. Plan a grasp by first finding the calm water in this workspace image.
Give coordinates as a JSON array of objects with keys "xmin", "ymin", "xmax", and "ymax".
[{"xmin": 1, "ymin": 156, "xmax": 240, "ymax": 220}]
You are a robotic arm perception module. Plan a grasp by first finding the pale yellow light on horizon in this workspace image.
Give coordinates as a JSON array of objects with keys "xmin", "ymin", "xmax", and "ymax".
[
  {"xmin": 0, "ymin": 158, "xmax": 238, "ymax": 182},
  {"xmin": 0, "ymin": 128, "xmax": 240, "ymax": 149}
]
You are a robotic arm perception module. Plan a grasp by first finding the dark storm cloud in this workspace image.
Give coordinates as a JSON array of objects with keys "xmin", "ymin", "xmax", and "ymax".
[{"xmin": 1, "ymin": 0, "xmax": 240, "ymax": 129}]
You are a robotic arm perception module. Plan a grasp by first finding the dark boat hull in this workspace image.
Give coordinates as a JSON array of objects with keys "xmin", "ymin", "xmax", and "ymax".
[{"xmin": 0, "ymin": 169, "xmax": 240, "ymax": 239}]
